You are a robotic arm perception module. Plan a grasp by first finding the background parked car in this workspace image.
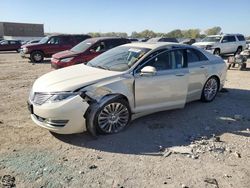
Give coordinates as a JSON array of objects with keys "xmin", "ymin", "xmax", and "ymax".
[
  {"xmin": 20, "ymin": 34, "xmax": 91, "ymax": 62},
  {"xmin": 192, "ymin": 34, "xmax": 246, "ymax": 56},
  {"xmin": 180, "ymin": 38, "xmax": 196, "ymax": 45},
  {"xmin": 147, "ymin": 37, "xmax": 178, "ymax": 43},
  {"xmin": 128, "ymin": 38, "xmax": 139, "ymax": 42},
  {"xmin": 51, "ymin": 37, "xmax": 131, "ymax": 69},
  {"xmin": 0, "ymin": 40, "xmax": 21, "ymax": 52}
]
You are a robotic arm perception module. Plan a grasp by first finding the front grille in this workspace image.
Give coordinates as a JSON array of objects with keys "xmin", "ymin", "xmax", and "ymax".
[{"xmin": 32, "ymin": 93, "xmax": 53, "ymax": 105}]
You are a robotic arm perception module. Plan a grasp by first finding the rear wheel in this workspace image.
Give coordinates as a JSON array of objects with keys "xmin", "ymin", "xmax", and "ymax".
[
  {"xmin": 201, "ymin": 77, "xmax": 219, "ymax": 102},
  {"xmin": 235, "ymin": 46, "xmax": 242, "ymax": 55},
  {"xmin": 31, "ymin": 51, "xmax": 44, "ymax": 63}
]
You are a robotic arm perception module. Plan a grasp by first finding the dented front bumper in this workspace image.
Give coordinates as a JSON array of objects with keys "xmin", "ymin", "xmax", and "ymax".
[{"xmin": 28, "ymin": 95, "xmax": 89, "ymax": 134}]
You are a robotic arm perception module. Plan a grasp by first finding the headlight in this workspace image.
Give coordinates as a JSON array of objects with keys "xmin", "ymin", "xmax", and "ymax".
[
  {"xmin": 205, "ymin": 45, "xmax": 213, "ymax": 50},
  {"xmin": 32, "ymin": 92, "xmax": 81, "ymax": 105},
  {"xmin": 22, "ymin": 47, "xmax": 28, "ymax": 53},
  {"xmin": 60, "ymin": 57, "xmax": 74, "ymax": 63}
]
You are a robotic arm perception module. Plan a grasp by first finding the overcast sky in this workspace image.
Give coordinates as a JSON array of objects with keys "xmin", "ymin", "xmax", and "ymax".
[{"xmin": 1, "ymin": 0, "xmax": 250, "ymax": 36}]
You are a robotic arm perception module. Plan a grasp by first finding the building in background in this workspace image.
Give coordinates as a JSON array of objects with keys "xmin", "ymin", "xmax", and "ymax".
[{"xmin": 0, "ymin": 22, "xmax": 44, "ymax": 41}]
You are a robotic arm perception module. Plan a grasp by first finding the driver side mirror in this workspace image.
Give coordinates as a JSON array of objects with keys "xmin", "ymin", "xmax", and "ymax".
[
  {"xmin": 140, "ymin": 66, "xmax": 156, "ymax": 76},
  {"xmin": 222, "ymin": 40, "xmax": 228, "ymax": 43}
]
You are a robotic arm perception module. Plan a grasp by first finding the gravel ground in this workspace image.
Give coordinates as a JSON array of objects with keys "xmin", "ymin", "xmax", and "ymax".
[{"xmin": 0, "ymin": 52, "xmax": 249, "ymax": 188}]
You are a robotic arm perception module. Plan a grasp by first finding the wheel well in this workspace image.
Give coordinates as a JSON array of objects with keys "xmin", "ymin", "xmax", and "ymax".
[
  {"xmin": 237, "ymin": 46, "xmax": 242, "ymax": 49},
  {"xmin": 214, "ymin": 48, "xmax": 220, "ymax": 52},
  {"xmin": 103, "ymin": 93, "xmax": 129, "ymax": 103},
  {"xmin": 208, "ymin": 75, "xmax": 220, "ymax": 89},
  {"xmin": 31, "ymin": 50, "xmax": 44, "ymax": 56}
]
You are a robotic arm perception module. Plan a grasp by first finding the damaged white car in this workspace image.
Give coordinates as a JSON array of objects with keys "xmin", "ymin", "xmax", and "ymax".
[{"xmin": 28, "ymin": 43, "xmax": 227, "ymax": 135}]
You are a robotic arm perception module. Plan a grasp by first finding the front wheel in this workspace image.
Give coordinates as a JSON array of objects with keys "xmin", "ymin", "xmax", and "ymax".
[
  {"xmin": 92, "ymin": 98, "xmax": 131, "ymax": 134},
  {"xmin": 201, "ymin": 77, "xmax": 219, "ymax": 102},
  {"xmin": 31, "ymin": 51, "xmax": 44, "ymax": 63}
]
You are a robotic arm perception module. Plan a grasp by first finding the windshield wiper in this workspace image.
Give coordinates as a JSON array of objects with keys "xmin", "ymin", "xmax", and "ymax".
[{"xmin": 95, "ymin": 65, "xmax": 108, "ymax": 70}]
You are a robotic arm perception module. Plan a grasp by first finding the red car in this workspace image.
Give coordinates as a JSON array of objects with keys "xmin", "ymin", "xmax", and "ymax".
[
  {"xmin": 0, "ymin": 40, "xmax": 21, "ymax": 52},
  {"xmin": 51, "ymin": 37, "xmax": 131, "ymax": 69},
  {"xmin": 20, "ymin": 34, "xmax": 91, "ymax": 62}
]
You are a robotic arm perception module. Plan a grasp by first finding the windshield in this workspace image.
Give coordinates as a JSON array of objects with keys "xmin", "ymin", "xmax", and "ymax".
[
  {"xmin": 87, "ymin": 46, "xmax": 150, "ymax": 72},
  {"xmin": 71, "ymin": 40, "xmax": 93, "ymax": 53},
  {"xmin": 39, "ymin": 36, "xmax": 49, "ymax": 44},
  {"xmin": 202, "ymin": 36, "xmax": 221, "ymax": 42}
]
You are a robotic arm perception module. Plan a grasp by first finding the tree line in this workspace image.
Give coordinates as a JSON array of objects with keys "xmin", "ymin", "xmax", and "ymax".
[{"xmin": 87, "ymin": 27, "xmax": 223, "ymax": 39}]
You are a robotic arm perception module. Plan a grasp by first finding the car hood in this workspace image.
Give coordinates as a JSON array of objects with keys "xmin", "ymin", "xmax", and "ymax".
[
  {"xmin": 21, "ymin": 43, "xmax": 44, "ymax": 49},
  {"xmin": 193, "ymin": 42, "xmax": 216, "ymax": 46},
  {"xmin": 32, "ymin": 64, "xmax": 123, "ymax": 92},
  {"xmin": 52, "ymin": 50, "xmax": 81, "ymax": 59}
]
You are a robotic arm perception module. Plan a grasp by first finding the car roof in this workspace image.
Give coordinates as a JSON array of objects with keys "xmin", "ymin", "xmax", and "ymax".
[
  {"xmin": 122, "ymin": 42, "xmax": 186, "ymax": 50},
  {"xmin": 85, "ymin": 37, "xmax": 127, "ymax": 43}
]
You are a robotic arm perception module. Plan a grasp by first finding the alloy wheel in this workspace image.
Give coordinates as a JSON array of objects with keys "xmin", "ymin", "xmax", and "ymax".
[
  {"xmin": 97, "ymin": 102, "xmax": 129, "ymax": 133},
  {"xmin": 34, "ymin": 53, "xmax": 42, "ymax": 62},
  {"xmin": 204, "ymin": 78, "xmax": 218, "ymax": 101}
]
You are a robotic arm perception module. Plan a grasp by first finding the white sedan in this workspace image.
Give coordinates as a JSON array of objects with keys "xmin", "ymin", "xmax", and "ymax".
[{"xmin": 28, "ymin": 42, "xmax": 227, "ymax": 135}]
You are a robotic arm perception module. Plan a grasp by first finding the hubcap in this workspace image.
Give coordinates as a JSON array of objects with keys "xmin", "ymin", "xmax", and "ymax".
[
  {"xmin": 34, "ymin": 54, "xmax": 42, "ymax": 61},
  {"xmin": 98, "ymin": 102, "xmax": 129, "ymax": 133},
  {"xmin": 204, "ymin": 78, "xmax": 218, "ymax": 101}
]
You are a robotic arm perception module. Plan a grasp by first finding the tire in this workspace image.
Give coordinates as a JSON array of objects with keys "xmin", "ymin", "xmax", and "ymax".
[
  {"xmin": 201, "ymin": 77, "xmax": 219, "ymax": 102},
  {"xmin": 31, "ymin": 51, "xmax": 44, "ymax": 63},
  {"xmin": 235, "ymin": 46, "xmax": 242, "ymax": 55},
  {"xmin": 213, "ymin": 48, "xmax": 220, "ymax": 56},
  {"xmin": 89, "ymin": 98, "xmax": 131, "ymax": 135}
]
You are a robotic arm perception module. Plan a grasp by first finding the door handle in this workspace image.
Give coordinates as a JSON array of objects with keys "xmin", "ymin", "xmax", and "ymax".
[
  {"xmin": 200, "ymin": 66, "xmax": 205, "ymax": 68},
  {"xmin": 175, "ymin": 73, "xmax": 185, "ymax": 77}
]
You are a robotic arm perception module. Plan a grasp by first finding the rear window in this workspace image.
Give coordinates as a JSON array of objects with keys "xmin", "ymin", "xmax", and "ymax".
[{"xmin": 236, "ymin": 35, "xmax": 245, "ymax": 41}]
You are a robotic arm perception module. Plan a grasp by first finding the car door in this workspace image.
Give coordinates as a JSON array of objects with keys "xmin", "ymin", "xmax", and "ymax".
[
  {"xmin": 220, "ymin": 36, "xmax": 230, "ymax": 54},
  {"xmin": 221, "ymin": 36, "xmax": 236, "ymax": 54},
  {"xmin": 60, "ymin": 36, "xmax": 73, "ymax": 51},
  {"xmin": 9, "ymin": 41, "xmax": 19, "ymax": 51},
  {"xmin": 186, "ymin": 48, "xmax": 209, "ymax": 102},
  {"xmin": 134, "ymin": 49, "xmax": 189, "ymax": 113},
  {"xmin": 228, "ymin": 35, "xmax": 237, "ymax": 53},
  {"xmin": 45, "ymin": 36, "xmax": 62, "ymax": 56}
]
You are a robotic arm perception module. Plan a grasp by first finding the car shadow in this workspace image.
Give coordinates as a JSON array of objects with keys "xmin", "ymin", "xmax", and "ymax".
[
  {"xmin": 52, "ymin": 88, "xmax": 250, "ymax": 155},
  {"xmin": 0, "ymin": 51, "xmax": 18, "ymax": 54},
  {"xmin": 29, "ymin": 59, "xmax": 51, "ymax": 64}
]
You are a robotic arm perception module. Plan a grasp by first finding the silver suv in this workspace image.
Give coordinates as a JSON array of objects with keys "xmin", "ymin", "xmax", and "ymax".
[{"xmin": 193, "ymin": 34, "xmax": 246, "ymax": 56}]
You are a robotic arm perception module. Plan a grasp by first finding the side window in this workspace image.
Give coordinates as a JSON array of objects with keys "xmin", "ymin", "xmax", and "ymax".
[
  {"xmin": 145, "ymin": 51, "xmax": 172, "ymax": 71},
  {"xmin": 105, "ymin": 40, "xmax": 117, "ymax": 49},
  {"xmin": 228, "ymin": 36, "xmax": 236, "ymax": 42},
  {"xmin": 47, "ymin": 37, "xmax": 60, "ymax": 45},
  {"xmin": 222, "ymin": 36, "xmax": 229, "ymax": 43},
  {"xmin": 187, "ymin": 49, "xmax": 199, "ymax": 63},
  {"xmin": 173, "ymin": 50, "xmax": 185, "ymax": 68},
  {"xmin": 90, "ymin": 41, "xmax": 106, "ymax": 52},
  {"xmin": 10, "ymin": 41, "xmax": 17, "ymax": 44},
  {"xmin": 236, "ymin": 35, "xmax": 245, "ymax": 41},
  {"xmin": 60, "ymin": 36, "xmax": 71, "ymax": 44},
  {"xmin": 0, "ymin": 41, "xmax": 8, "ymax": 45},
  {"xmin": 187, "ymin": 48, "xmax": 208, "ymax": 63}
]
